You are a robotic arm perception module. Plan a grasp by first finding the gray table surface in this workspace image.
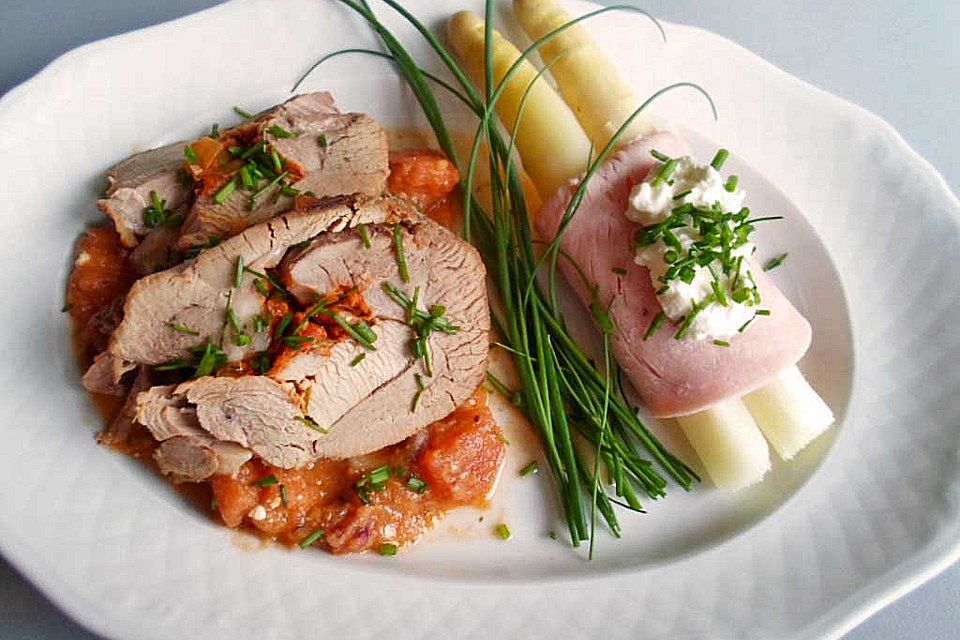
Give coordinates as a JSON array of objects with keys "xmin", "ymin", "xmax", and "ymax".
[{"xmin": 1, "ymin": 1, "xmax": 957, "ymax": 638}]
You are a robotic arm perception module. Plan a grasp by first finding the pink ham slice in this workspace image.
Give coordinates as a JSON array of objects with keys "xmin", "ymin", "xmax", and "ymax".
[{"xmin": 536, "ymin": 132, "xmax": 811, "ymax": 418}]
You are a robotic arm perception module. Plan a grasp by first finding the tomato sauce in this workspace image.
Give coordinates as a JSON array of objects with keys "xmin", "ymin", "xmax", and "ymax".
[
  {"xmin": 388, "ymin": 149, "xmax": 461, "ymax": 228},
  {"xmin": 67, "ymin": 146, "xmax": 506, "ymax": 554},
  {"xmin": 211, "ymin": 390, "xmax": 503, "ymax": 553}
]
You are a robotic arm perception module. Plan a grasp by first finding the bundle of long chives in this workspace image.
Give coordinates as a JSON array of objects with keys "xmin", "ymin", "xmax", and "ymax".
[{"xmin": 317, "ymin": 0, "xmax": 702, "ymax": 551}]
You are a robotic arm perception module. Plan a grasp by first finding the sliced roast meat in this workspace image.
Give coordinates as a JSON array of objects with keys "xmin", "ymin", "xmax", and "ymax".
[
  {"xmin": 134, "ymin": 384, "xmax": 205, "ymax": 440},
  {"xmin": 98, "ymin": 142, "xmax": 192, "ymax": 247},
  {"xmin": 108, "ymin": 197, "xmax": 406, "ymax": 373},
  {"xmin": 98, "ymin": 367, "xmax": 152, "ymax": 447},
  {"xmin": 136, "ymin": 383, "xmax": 253, "ymax": 481},
  {"xmin": 177, "ymin": 93, "xmax": 389, "ymax": 250},
  {"xmin": 127, "ymin": 196, "xmax": 488, "ymax": 468},
  {"xmin": 129, "ymin": 227, "xmax": 182, "ymax": 276},
  {"xmin": 82, "ymin": 352, "xmax": 126, "ymax": 396},
  {"xmin": 154, "ymin": 435, "xmax": 252, "ymax": 483}
]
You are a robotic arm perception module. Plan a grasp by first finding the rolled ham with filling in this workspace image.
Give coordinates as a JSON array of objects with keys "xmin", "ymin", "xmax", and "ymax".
[
  {"xmin": 449, "ymin": 4, "xmax": 834, "ymax": 490},
  {"xmin": 536, "ymin": 132, "xmax": 811, "ymax": 417}
]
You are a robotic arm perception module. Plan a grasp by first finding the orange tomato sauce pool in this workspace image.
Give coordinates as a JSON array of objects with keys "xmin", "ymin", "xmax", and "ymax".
[{"xmin": 68, "ymin": 144, "xmax": 506, "ymax": 554}]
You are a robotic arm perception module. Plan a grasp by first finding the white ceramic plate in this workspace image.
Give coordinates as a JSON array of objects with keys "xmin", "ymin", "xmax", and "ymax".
[{"xmin": 0, "ymin": 1, "xmax": 957, "ymax": 638}]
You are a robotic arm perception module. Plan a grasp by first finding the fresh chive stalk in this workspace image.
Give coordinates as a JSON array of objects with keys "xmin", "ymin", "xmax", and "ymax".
[{"xmin": 332, "ymin": 0, "xmax": 699, "ymax": 552}]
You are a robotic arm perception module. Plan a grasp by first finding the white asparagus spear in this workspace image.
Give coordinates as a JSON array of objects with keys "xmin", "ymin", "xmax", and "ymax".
[
  {"xmin": 506, "ymin": 4, "xmax": 835, "ymax": 483},
  {"xmin": 513, "ymin": 0, "xmax": 659, "ymax": 151},
  {"xmin": 447, "ymin": 11, "xmax": 592, "ymax": 197},
  {"xmin": 742, "ymin": 365, "xmax": 835, "ymax": 460},
  {"xmin": 675, "ymin": 398, "xmax": 771, "ymax": 490},
  {"xmin": 448, "ymin": 7, "xmax": 771, "ymax": 489},
  {"xmin": 451, "ymin": 6, "xmax": 829, "ymax": 488}
]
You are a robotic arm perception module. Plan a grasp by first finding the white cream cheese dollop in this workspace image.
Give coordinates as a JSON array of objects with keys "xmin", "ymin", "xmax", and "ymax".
[{"xmin": 626, "ymin": 155, "xmax": 760, "ymax": 341}]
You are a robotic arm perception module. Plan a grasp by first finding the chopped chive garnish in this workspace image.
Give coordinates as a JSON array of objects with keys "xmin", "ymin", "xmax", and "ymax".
[
  {"xmin": 279, "ymin": 484, "xmax": 288, "ymax": 507},
  {"xmin": 652, "ymin": 158, "xmax": 678, "ymax": 187},
  {"xmin": 713, "ymin": 339, "xmax": 730, "ymax": 347},
  {"xmin": 266, "ymin": 125, "xmax": 298, "ymax": 139},
  {"xmin": 738, "ymin": 316, "xmax": 756, "ymax": 333},
  {"xmin": 254, "ymin": 474, "xmax": 278, "ymax": 488},
  {"xmin": 213, "ymin": 178, "xmax": 237, "ymax": 204},
  {"xmin": 234, "ymin": 256, "xmax": 244, "ymax": 288},
  {"xmin": 167, "ymin": 322, "xmax": 200, "ymax": 336},
  {"xmin": 226, "ymin": 307, "xmax": 242, "ymax": 334},
  {"xmin": 650, "ymin": 149, "xmax": 670, "ymax": 162},
  {"xmin": 143, "ymin": 190, "xmax": 173, "ymax": 228},
  {"xmin": 318, "ymin": 133, "xmax": 328, "ymax": 149},
  {"xmin": 334, "ymin": 315, "xmax": 378, "ymax": 351},
  {"xmin": 763, "ymin": 252, "xmax": 789, "ymax": 272},
  {"xmin": 673, "ymin": 189, "xmax": 692, "ymax": 201},
  {"xmin": 270, "ymin": 147, "xmax": 282, "ymax": 173},
  {"xmin": 249, "ymin": 171, "xmax": 289, "ymax": 204},
  {"xmin": 275, "ymin": 313, "xmax": 292, "ymax": 338},
  {"xmin": 350, "ymin": 353, "xmax": 366, "ymax": 367},
  {"xmin": 710, "ymin": 148, "xmax": 729, "ymax": 170},
  {"xmin": 251, "ymin": 352, "xmax": 272, "ymax": 374},
  {"xmin": 252, "ymin": 279, "xmax": 270, "ymax": 298},
  {"xmin": 496, "ymin": 433, "xmax": 511, "ymax": 446},
  {"xmin": 359, "ymin": 223, "xmax": 371, "ymax": 248},
  {"xmin": 295, "ymin": 415, "xmax": 327, "ymax": 433},
  {"xmin": 494, "ymin": 523, "xmax": 512, "ymax": 540},
  {"xmin": 485, "ymin": 371, "xmax": 521, "ymax": 406},
  {"xmin": 153, "ymin": 359, "xmax": 193, "ymax": 371},
  {"xmin": 233, "ymin": 333, "xmax": 251, "ymax": 347},
  {"xmin": 611, "ymin": 267, "xmax": 627, "ymax": 276},
  {"xmin": 184, "ymin": 145, "xmax": 197, "ymax": 164},
  {"xmin": 366, "ymin": 465, "xmax": 392, "ymax": 486},
  {"xmin": 643, "ymin": 311, "xmax": 667, "ymax": 341},
  {"xmin": 239, "ymin": 141, "xmax": 266, "ymax": 160},
  {"xmin": 411, "ymin": 373, "xmax": 425, "ymax": 412},
  {"xmin": 299, "ymin": 528, "xmax": 325, "ymax": 549},
  {"xmin": 232, "ymin": 106, "xmax": 254, "ymax": 119},
  {"xmin": 60, "ymin": 303, "xmax": 73, "ymax": 313},
  {"xmin": 724, "ymin": 175, "xmax": 739, "ymax": 192},
  {"xmin": 519, "ymin": 461, "xmax": 540, "ymax": 477},
  {"xmin": 755, "ymin": 309, "xmax": 771, "ymax": 316},
  {"xmin": 405, "ymin": 476, "xmax": 428, "ymax": 494},
  {"xmin": 252, "ymin": 314, "xmax": 268, "ymax": 333},
  {"xmin": 378, "ymin": 543, "xmax": 398, "ymax": 556},
  {"xmin": 710, "ymin": 277, "xmax": 728, "ymax": 307},
  {"xmin": 282, "ymin": 335, "xmax": 314, "ymax": 349},
  {"xmin": 351, "ymin": 321, "xmax": 377, "ymax": 344},
  {"xmin": 674, "ymin": 295, "xmax": 714, "ymax": 340},
  {"xmin": 193, "ymin": 342, "xmax": 227, "ymax": 378},
  {"xmin": 238, "ymin": 164, "xmax": 254, "ymax": 189},
  {"xmin": 392, "ymin": 225, "xmax": 410, "ymax": 283},
  {"xmin": 209, "ymin": 123, "xmax": 220, "ymax": 138}
]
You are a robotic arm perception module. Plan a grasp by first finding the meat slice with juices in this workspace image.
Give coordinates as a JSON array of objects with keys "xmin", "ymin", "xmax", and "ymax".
[
  {"xmin": 69, "ymin": 99, "xmax": 502, "ymax": 554},
  {"xmin": 114, "ymin": 196, "xmax": 489, "ymax": 478},
  {"xmin": 98, "ymin": 92, "xmax": 389, "ymax": 274}
]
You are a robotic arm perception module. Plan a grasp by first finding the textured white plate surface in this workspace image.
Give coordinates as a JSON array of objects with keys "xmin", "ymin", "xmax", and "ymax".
[{"xmin": 0, "ymin": 1, "xmax": 957, "ymax": 638}]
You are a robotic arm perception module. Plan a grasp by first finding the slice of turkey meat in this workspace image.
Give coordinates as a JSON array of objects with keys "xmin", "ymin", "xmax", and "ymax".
[
  {"xmin": 536, "ymin": 132, "xmax": 811, "ymax": 418},
  {"xmin": 113, "ymin": 196, "xmax": 487, "ymax": 479},
  {"xmin": 98, "ymin": 141, "xmax": 192, "ymax": 248},
  {"xmin": 176, "ymin": 93, "xmax": 389, "ymax": 250},
  {"xmin": 96, "ymin": 92, "xmax": 389, "ymax": 262}
]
